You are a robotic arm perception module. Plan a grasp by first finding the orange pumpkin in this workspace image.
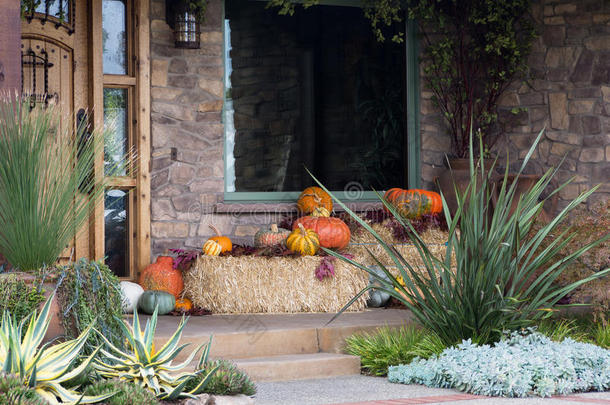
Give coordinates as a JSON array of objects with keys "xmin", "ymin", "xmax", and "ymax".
[
  {"xmin": 139, "ymin": 256, "xmax": 184, "ymax": 299},
  {"xmin": 208, "ymin": 224, "xmax": 232, "ymax": 252},
  {"xmin": 175, "ymin": 297, "xmax": 193, "ymax": 312},
  {"xmin": 297, "ymin": 187, "xmax": 333, "ymax": 215},
  {"xmin": 292, "ymin": 216, "xmax": 351, "ymax": 250},
  {"xmin": 383, "ymin": 188, "xmax": 443, "ymax": 219}
]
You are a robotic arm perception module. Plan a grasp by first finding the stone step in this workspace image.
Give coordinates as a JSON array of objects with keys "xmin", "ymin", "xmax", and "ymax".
[
  {"xmin": 152, "ymin": 309, "xmax": 411, "ymax": 362},
  {"xmin": 232, "ymin": 353, "xmax": 361, "ymax": 382}
]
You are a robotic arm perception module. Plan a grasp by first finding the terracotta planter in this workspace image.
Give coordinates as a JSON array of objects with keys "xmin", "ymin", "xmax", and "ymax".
[
  {"xmin": 500, "ymin": 174, "xmax": 556, "ymax": 222},
  {"xmin": 435, "ymin": 157, "xmax": 496, "ymax": 217}
]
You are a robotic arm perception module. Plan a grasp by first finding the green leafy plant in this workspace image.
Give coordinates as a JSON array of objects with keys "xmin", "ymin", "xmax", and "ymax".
[
  {"xmin": 188, "ymin": 359, "xmax": 256, "ymax": 396},
  {"xmin": 315, "ymin": 129, "xmax": 610, "ymax": 346},
  {"xmin": 0, "ymin": 296, "xmax": 114, "ymax": 404},
  {"xmin": 0, "ymin": 95, "xmax": 123, "ymax": 271},
  {"xmin": 345, "ymin": 326, "xmax": 444, "ymax": 376},
  {"xmin": 593, "ymin": 324, "xmax": 610, "ymax": 349},
  {"xmin": 412, "ymin": 0, "xmax": 536, "ymax": 157},
  {"xmin": 94, "ymin": 308, "xmax": 218, "ymax": 400},
  {"xmin": 84, "ymin": 380, "xmax": 160, "ymax": 405},
  {"xmin": 535, "ymin": 319, "xmax": 588, "ymax": 343},
  {"xmin": 0, "ymin": 276, "xmax": 45, "ymax": 326},
  {"xmin": 54, "ymin": 259, "xmax": 125, "ymax": 356}
]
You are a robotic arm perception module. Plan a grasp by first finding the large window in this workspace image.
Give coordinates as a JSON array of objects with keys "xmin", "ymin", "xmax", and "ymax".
[{"xmin": 224, "ymin": 0, "xmax": 409, "ymax": 200}]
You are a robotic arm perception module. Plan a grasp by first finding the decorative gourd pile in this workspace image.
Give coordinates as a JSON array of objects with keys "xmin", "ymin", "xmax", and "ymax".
[{"xmin": 124, "ymin": 255, "xmax": 190, "ymax": 315}]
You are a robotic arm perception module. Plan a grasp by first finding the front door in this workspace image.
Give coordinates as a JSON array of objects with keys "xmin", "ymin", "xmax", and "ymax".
[
  {"xmin": 20, "ymin": 0, "xmax": 151, "ymax": 278},
  {"xmin": 21, "ymin": 0, "xmax": 92, "ymax": 263}
]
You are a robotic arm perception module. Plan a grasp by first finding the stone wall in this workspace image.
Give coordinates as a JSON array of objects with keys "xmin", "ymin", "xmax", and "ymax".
[
  {"xmin": 420, "ymin": 0, "xmax": 610, "ymax": 211},
  {"xmin": 149, "ymin": 0, "xmax": 295, "ymax": 257},
  {"xmin": 150, "ymin": 0, "xmax": 228, "ymax": 256},
  {"xmin": 149, "ymin": 0, "xmax": 610, "ymax": 258}
]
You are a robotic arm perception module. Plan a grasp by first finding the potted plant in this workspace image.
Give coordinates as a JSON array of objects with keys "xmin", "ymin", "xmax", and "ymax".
[{"xmin": 409, "ymin": 0, "xmax": 536, "ymax": 213}]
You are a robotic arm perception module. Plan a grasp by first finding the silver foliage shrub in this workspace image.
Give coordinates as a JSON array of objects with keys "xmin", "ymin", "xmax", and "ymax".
[{"xmin": 388, "ymin": 331, "xmax": 610, "ymax": 397}]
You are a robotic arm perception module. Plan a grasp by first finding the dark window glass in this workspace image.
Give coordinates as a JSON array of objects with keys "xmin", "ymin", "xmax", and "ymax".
[
  {"xmin": 102, "ymin": 0, "xmax": 127, "ymax": 74},
  {"xmin": 224, "ymin": 0, "xmax": 406, "ymax": 193},
  {"xmin": 104, "ymin": 189, "xmax": 129, "ymax": 277}
]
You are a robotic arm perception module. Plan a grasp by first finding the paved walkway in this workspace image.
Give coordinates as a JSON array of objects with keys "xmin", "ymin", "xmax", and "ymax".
[{"xmin": 254, "ymin": 375, "xmax": 610, "ymax": 405}]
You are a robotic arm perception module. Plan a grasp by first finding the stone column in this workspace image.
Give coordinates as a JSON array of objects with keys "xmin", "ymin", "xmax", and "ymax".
[{"xmin": 0, "ymin": 0, "xmax": 21, "ymax": 92}]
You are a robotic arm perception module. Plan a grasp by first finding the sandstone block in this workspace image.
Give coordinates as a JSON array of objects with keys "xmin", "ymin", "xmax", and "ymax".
[
  {"xmin": 580, "ymin": 148, "xmax": 605, "ymax": 162},
  {"xmin": 549, "ymin": 93, "xmax": 569, "ymax": 129},
  {"xmin": 171, "ymin": 164, "xmax": 196, "ymax": 184},
  {"xmin": 585, "ymin": 35, "xmax": 610, "ymax": 51},
  {"xmin": 151, "ymin": 199, "xmax": 176, "ymax": 221},
  {"xmin": 152, "ymin": 222, "xmax": 189, "ymax": 238},
  {"xmin": 554, "ymin": 3, "xmax": 577, "ymax": 14},
  {"xmin": 199, "ymin": 78, "xmax": 224, "ymax": 98},
  {"xmin": 568, "ymin": 100, "xmax": 595, "ymax": 114},
  {"xmin": 151, "ymin": 59, "xmax": 169, "ymax": 86}
]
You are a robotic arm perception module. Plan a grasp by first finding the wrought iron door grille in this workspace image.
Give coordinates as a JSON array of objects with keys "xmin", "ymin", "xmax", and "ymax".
[{"xmin": 21, "ymin": 0, "xmax": 75, "ymax": 34}]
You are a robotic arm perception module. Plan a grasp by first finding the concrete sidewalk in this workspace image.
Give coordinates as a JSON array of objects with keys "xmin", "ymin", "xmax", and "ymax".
[{"xmin": 254, "ymin": 375, "xmax": 610, "ymax": 405}]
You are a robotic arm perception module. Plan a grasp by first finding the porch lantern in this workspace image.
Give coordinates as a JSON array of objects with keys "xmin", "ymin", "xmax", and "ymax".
[
  {"xmin": 166, "ymin": 0, "xmax": 206, "ymax": 49},
  {"xmin": 173, "ymin": 10, "xmax": 200, "ymax": 49}
]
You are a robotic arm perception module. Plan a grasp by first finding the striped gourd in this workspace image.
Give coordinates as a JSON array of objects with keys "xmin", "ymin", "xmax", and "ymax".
[
  {"xmin": 286, "ymin": 224, "xmax": 320, "ymax": 256},
  {"xmin": 203, "ymin": 239, "xmax": 222, "ymax": 256}
]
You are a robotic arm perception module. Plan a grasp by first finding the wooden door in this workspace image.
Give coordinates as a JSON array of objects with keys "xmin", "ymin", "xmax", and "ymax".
[
  {"xmin": 20, "ymin": 0, "xmax": 151, "ymax": 278},
  {"xmin": 21, "ymin": 0, "xmax": 92, "ymax": 263}
]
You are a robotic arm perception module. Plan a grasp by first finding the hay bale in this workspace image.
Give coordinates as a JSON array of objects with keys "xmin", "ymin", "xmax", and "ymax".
[
  {"xmin": 184, "ymin": 219, "xmax": 452, "ymax": 314},
  {"xmin": 184, "ymin": 255, "xmax": 369, "ymax": 314}
]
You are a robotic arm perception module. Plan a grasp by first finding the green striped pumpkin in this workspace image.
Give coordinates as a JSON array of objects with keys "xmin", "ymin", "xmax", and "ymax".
[{"xmin": 286, "ymin": 224, "xmax": 320, "ymax": 256}]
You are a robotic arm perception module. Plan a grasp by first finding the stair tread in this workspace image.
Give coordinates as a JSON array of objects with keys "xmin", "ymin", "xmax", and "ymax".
[{"xmin": 232, "ymin": 352, "xmax": 359, "ymax": 363}]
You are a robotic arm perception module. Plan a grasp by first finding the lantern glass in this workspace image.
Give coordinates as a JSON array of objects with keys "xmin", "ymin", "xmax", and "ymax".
[{"xmin": 174, "ymin": 11, "xmax": 200, "ymax": 48}]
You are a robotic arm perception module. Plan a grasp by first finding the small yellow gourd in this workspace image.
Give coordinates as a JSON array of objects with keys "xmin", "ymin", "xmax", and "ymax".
[
  {"xmin": 311, "ymin": 206, "xmax": 331, "ymax": 217},
  {"xmin": 286, "ymin": 224, "xmax": 320, "ymax": 256},
  {"xmin": 203, "ymin": 239, "xmax": 222, "ymax": 256}
]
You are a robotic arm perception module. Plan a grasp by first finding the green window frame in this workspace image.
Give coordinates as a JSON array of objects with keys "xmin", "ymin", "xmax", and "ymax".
[{"xmin": 222, "ymin": 1, "xmax": 420, "ymax": 203}]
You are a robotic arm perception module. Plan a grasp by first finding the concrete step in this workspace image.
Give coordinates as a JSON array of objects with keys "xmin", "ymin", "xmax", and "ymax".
[
  {"xmin": 232, "ymin": 353, "xmax": 361, "ymax": 382},
  {"xmin": 152, "ymin": 309, "xmax": 412, "ymax": 363}
]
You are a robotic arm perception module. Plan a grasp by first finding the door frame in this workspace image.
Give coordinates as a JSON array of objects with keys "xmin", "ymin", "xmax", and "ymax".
[{"xmin": 89, "ymin": 0, "xmax": 151, "ymax": 279}]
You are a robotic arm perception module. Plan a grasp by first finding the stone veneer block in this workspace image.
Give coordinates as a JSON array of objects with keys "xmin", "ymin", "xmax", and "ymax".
[{"xmin": 549, "ymin": 93, "xmax": 569, "ymax": 130}]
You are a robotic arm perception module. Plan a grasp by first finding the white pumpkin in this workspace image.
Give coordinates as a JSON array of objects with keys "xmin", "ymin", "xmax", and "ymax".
[{"xmin": 120, "ymin": 281, "xmax": 144, "ymax": 313}]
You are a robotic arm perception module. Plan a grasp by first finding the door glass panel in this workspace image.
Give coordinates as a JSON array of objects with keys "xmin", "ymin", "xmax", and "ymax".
[
  {"xmin": 102, "ymin": 0, "xmax": 127, "ymax": 74},
  {"xmin": 104, "ymin": 189, "xmax": 129, "ymax": 277},
  {"xmin": 103, "ymin": 88, "xmax": 128, "ymax": 176}
]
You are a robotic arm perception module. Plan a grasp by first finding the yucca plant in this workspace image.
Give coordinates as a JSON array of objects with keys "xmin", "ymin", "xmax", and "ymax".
[
  {"xmin": 0, "ymin": 95, "xmax": 124, "ymax": 271},
  {"xmin": 318, "ymin": 128, "xmax": 610, "ymax": 346},
  {"xmin": 0, "ymin": 295, "xmax": 114, "ymax": 404},
  {"xmin": 94, "ymin": 308, "xmax": 218, "ymax": 400}
]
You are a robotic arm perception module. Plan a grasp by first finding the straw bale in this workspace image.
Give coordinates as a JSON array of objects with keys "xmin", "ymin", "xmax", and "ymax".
[
  {"xmin": 184, "ymin": 255, "xmax": 369, "ymax": 314},
  {"xmin": 184, "ymin": 219, "xmax": 452, "ymax": 314}
]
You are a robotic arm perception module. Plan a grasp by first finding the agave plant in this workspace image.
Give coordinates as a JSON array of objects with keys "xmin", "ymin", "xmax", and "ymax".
[
  {"xmin": 318, "ymin": 128, "xmax": 610, "ymax": 346},
  {"xmin": 0, "ymin": 295, "xmax": 114, "ymax": 404},
  {"xmin": 94, "ymin": 308, "xmax": 218, "ymax": 400}
]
